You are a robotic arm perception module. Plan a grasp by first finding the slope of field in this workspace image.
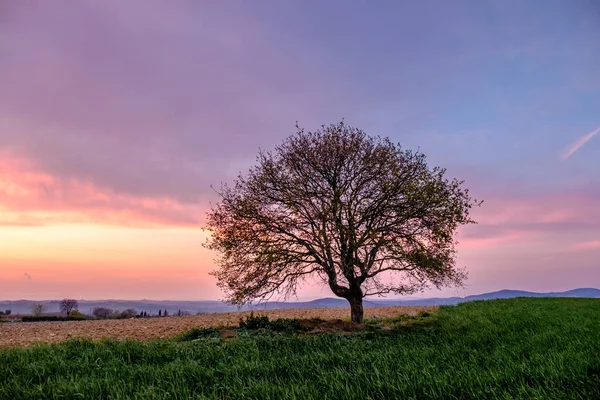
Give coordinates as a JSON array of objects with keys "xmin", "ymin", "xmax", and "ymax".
[
  {"xmin": 1, "ymin": 298, "xmax": 599, "ymax": 399},
  {"xmin": 0, "ymin": 306, "xmax": 434, "ymax": 347}
]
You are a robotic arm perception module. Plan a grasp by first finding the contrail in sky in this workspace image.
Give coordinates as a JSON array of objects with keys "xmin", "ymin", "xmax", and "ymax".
[{"xmin": 561, "ymin": 126, "xmax": 600, "ymax": 160}]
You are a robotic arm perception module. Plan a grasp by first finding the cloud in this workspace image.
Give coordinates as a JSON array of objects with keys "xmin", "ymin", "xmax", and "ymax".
[
  {"xmin": 457, "ymin": 190, "xmax": 600, "ymax": 250},
  {"xmin": 0, "ymin": 155, "xmax": 205, "ymax": 227},
  {"xmin": 0, "ymin": 1, "xmax": 353, "ymax": 227},
  {"xmin": 0, "ymin": 2, "xmax": 355, "ymax": 203},
  {"xmin": 570, "ymin": 240, "xmax": 600, "ymax": 251},
  {"xmin": 561, "ymin": 126, "xmax": 600, "ymax": 160}
]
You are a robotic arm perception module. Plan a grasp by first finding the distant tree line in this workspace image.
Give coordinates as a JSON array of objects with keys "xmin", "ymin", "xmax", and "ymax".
[
  {"xmin": 92, "ymin": 307, "xmax": 139, "ymax": 319},
  {"xmin": 92, "ymin": 308, "xmax": 191, "ymax": 319},
  {"xmin": 4, "ymin": 299, "xmax": 192, "ymax": 322}
]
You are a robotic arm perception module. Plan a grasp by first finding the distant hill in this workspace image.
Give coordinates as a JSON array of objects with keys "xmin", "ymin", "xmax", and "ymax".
[
  {"xmin": 462, "ymin": 288, "xmax": 600, "ymax": 301},
  {"xmin": 1, "ymin": 288, "xmax": 598, "ymax": 315}
]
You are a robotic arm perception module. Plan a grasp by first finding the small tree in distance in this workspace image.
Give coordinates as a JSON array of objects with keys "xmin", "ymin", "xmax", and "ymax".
[
  {"xmin": 30, "ymin": 303, "xmax": 47, "ymax": 317},
  {"xmin": 120, "ymin": 309, "xmax": 137, "ymax": 319},
  {"xmin": 92, "ymin": 307, "xmax": 114, "ymax": 319},
  {"xmin": 59, "ymin": 299, "xmax": 79, "ymax": 315},
  {"xmin": 206, "ymin": 121, "xmax": 481, "ymax": 323}
]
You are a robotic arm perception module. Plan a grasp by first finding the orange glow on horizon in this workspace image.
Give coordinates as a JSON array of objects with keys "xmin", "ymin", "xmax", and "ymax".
[
  {"xmin": 0, "ymin": 155, "xmax": 220, "ymax": 300},
  {"xmin": 0, "ymin": 155, "xmax": 598, "ymax": 300}
]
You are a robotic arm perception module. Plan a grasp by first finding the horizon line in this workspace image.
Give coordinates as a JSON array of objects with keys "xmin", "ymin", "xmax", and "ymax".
[{"xmin": 1, "ymin": 287, "xmax": 598, "ymax": 303}]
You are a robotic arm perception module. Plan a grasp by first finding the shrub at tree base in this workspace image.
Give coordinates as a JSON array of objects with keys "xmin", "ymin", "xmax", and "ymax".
[
  {"xmin": 175, "ymin": 327, "xmax": 221, "ymax": 341},
  {"xmin": 268, "ymin": 318, "xmax": 305, "ymax": 333},
  {"xmin": 239, "ymin": 312, "xmax": 270, "ymax": 330},
  {"xmin": 238, "ymin": 313, "xmax": 311, "ymax": 333}
]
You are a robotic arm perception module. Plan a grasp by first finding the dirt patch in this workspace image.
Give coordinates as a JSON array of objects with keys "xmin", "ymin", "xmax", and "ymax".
[
  {"xmin": 218, "ymin": 329, "xmax": 237, "ymax": 339},
  {"xmin": 297, "ymin": 318, "xmax": 326, "ymax": 331},
  {"xmin": 293, "ymin": 317, "xmax": 363, "ymax": 334},
  {"xmin": 0, "ymin": 306, "xmax": 437, "ymax": 348}
]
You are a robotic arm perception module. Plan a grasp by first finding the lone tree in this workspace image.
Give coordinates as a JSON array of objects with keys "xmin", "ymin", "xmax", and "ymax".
[
  {"xmin": 206, "ymin": 122, "xmax": 480, "ymax": 323},
  {"xmin": 59, "ymin": 299, "xmax": 79, "ymax": 315}
]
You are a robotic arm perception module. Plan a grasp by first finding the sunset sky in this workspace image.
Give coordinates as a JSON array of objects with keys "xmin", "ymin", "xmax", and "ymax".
[{"xmin": 1, "ymin": 1, "xmax": 599, "ymax": 301}]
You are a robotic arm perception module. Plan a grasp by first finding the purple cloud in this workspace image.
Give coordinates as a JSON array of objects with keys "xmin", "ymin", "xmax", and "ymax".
[{"xmin": 0, "ymin": 1, "xmax": 357, "ymax": 203}]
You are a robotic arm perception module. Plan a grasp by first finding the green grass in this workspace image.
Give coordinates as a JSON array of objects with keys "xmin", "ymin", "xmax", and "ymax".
[{"xmin": 1, "ymin": 298, "xmax": 599, "ymax": 399}]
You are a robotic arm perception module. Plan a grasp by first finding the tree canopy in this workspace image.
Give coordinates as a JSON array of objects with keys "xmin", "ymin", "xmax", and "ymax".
[
  {"xmin": 205, "ymin": 122, "xmax": 481, "ymax": 323},
  {"xmin": 59, "ymin": 299, "xmax": 79, "ymax": 315}
]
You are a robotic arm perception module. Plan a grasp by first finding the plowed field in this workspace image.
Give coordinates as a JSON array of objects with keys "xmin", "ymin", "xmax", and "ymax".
[{"xmin": 0, "ymin": 306, "xmax": 437, "ymax": 347}]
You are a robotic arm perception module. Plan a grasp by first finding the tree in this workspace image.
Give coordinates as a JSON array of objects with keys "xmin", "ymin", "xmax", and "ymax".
[
  {"xmin": 206, "ymin": 122, "xmax": 481, "ymax": 323},
  {"xmin": 30, "ymin": 303, "xmax": 47, "ymax": 317},
  {"xmin": 92, "ymin": 307, "xmax": 114, "ymax": 319},
  {"xmin": 59, "ymin": 299, "xmax": 79, "ymax": 315},
  {"xmin": 119, "ymin": 309, "xmax": 137, "ymax": 319},
  {"xmin": 68, "ymin": 310, "xmax": 86, "ymax": 320}
]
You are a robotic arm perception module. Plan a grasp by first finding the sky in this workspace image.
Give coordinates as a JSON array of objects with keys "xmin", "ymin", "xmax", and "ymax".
[{"xmin": 0, "ymin": 1, "xmax": 599, "ymax": 301}]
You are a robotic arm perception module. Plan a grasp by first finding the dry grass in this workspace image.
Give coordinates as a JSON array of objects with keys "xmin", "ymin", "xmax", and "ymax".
[{"xmin": 0, "ymin": 306, "xmax": 437, "ymax": 347}]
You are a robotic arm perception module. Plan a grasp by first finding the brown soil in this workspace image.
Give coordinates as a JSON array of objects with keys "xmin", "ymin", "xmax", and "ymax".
[{"xmin": 0, "ymin": 306, "xmax": 437, "ymax": 348}]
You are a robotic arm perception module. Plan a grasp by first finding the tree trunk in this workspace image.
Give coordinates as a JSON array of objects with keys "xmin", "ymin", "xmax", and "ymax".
[{"xmin": 348, "ymin": 296, "xmax": 364, "ymax": 324}]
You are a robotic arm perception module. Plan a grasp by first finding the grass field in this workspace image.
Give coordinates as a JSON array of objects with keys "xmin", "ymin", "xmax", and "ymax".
[{"xmin": 1, "ymin": 298, "xmax": 599, "ymax": 399}]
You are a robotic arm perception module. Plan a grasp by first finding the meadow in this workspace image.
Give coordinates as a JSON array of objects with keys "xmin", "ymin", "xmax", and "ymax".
[{"xmin": 0, "ymin": 298, "xmax": 598, "ymax": 399}]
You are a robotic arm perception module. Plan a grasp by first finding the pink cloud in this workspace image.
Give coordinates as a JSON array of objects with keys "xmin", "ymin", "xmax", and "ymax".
[
  {"xmin": 471, "ymin": 192, "xmax": 598, "ymax": 228},
  {"xmin": 457, "ymin": 190, "xmax": 600, "ymax": 252},
  {"xmin": 0, "ymin": 154, "xmax": 204, "ymax": 227},
  {"xmin": 457, "ymin": 229, "xmax": 538, "ymax": 249},
  {"xmin": 0, "ymin": 2, "xmax": 356, "ymax": 204},
  {"xmin": 570, "ymin": 240, "xmax": 600, "ymax": 251}
]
